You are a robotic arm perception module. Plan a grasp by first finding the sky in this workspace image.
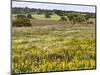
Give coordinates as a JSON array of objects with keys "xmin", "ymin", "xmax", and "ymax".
[{"xmin": 12, "ymin": 1, "xmax": 96, "ymax": 13}]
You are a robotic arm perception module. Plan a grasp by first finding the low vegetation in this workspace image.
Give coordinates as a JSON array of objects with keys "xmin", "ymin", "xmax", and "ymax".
[
  {"xmin": 59, "ymin": 16, "xmax": 67, "ymax": 21},
  {"xmin": 27, "ymin": 14, "xmax": 33, "ymax": 19},
  {"xmin": 13, "ymin": 17, "xmax": 32, "ymax": 27},
  {"xmin": 12, "ymin": 7, "xmax": 96, "ymax": 74}
]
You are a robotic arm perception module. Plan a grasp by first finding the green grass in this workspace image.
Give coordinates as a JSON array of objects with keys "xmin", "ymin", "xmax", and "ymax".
[
  {"xmin": 12, "ymin": 13, "xmax": 62, "ymax": 21},
  {"xmin": 32, "ymin": 14, "xmax": 61, "ymax": 20},
  {"xmin": 12, "ymin": 21, "xmax": 96, "ymax": 74}
]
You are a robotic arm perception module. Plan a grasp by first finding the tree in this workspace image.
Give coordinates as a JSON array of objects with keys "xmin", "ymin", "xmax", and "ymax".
[
  {"xmin": 84, "ymin": 14, "xmax": 91, "ymax": 21},
  {"xmin": 54, "ymin": 10, "xmax": 64, "ymax": 16},
  {"xmin": 59, "ymin": 16, "xmax": 67, "ymax": 21},
  {"xmin": 67, "ymin": 13, "xmax": 86, "ymax": 24},
  {"xmin": 16, "ymin": 14, "xmax": 26, "ymax": 19},
  {"xmin": 27, "ymin": 14, "xmax": 32, "ymax": 19},
  {"xmin": 13, "ymin": 18, "xmax": 32, "ymax": 27},
  {"xmin": 45, "ymin": 13, "xmax": 51, "ymax": 18},
  {"xmin": 37, "ymin": 12, "xmax": 42, "ymax": 15}
]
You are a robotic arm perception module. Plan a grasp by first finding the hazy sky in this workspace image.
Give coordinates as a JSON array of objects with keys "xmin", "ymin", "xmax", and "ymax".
[{"xmin": 12, "ymin": 1, "xmax": 95, "ymax": 13}]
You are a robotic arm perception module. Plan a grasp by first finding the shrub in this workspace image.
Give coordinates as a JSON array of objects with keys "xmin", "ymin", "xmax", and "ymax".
[
  {"xmin": 67, "ymin": 13, "xmax": 86, "ymax": 24},
  {"xmin": 84, "ymin": 14, "xmax": 90, "ymax": 21},
  {"xmin": 13, "ymin": 18, "xmax": 32, "ymax": 27},
  {"xmin": 45, "ymin": 13, "xmax": 51, "ymax": 18},
  {"xmin": 37, "ymin": 12, "xmax": 42, "ymax": 15},
  {"xmin": 54, "ymin": 10, "xmax": 64, "ymax": 16},
  {"xmin": 59, "ymin": 16, "xmax": 67, "ymax": 21},
  {"xmin": 16, "ymin": 14, "xmax": 26, "ymax": 19},
  {"xmin": 27, "ymin": 14, "xmax": 33, "ymax": 19},
  {"xmin": 87, "ymin": 21, "xmax": 94, "ymax": 24}
]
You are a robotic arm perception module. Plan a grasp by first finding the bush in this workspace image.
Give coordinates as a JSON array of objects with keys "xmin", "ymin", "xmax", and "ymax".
[
  {"xmin": 87, "ymin": 21, "xmax": 94, "ymax": 24},
  {"xmin": 37, "ymin": 12, "xmax": 42, "ymax": 15},
  {"xmin": 16, "ymin": 14, "xmax": 26, "ymax": 19},
  {"xmin": 13, "ymin": 18, "xmax": 32, "ymax": 27},
  {"xmin": 27, "ymin": 14, "xmax": 33, "ymax": 19},
  {"xmin": 45, "ymin": 13, "xmax": 51, "ymax": 18},
  {"xmin": 84, "ymin": 14, "xmax": 90, "ymax": 21},
  {"xmin": 67, "ymin": 13, "xmax": 86, "ymax": 24},
  {"xmin": 59, "ymin": 16, "xmax": 67, "ymax": 21},
  {"xmin": 54, "ymin": 10, "xmax": 64, "ymax": 16}
]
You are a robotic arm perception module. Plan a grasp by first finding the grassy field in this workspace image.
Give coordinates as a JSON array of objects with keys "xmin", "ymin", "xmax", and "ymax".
[
  {"xmin": 32, "ymin": 14, "xmax": 61, "ymax": 20},
  {"xmin": 12, "ymin": 13, "xmax": 68, "ymax": 21},
  {"xmin": 12, "ymin": 17, "xmax": 96, "ymax": 73}
]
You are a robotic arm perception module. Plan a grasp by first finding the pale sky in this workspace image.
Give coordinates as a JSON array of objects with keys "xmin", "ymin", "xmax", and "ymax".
[{"xmin": 12, "ymin": 1, "xmax": 96, "ymax": 13}]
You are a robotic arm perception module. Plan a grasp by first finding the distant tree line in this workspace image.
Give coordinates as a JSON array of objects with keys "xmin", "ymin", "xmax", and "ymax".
[
  {"xmin": 12, "ymin": 7, "xmax": 95, "ymax": 18},
  {"xmin": 12, "ymin": 7, "xmax": 95, "ymax": 27}
]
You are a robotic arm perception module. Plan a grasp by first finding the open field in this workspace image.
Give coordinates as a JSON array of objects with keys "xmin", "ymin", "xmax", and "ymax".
[
  {"xmin": 12, "ymin": 20, "xmax": 96, "ymax": 73},
  {"xmin": 12, "ymin": 3, "xmax": 96, "ymax": 74},
  {"xmin": 32, "ymin": 14, "xmax": 61, "ymax": 20},
  {"xmin": 12, "ymin": 13, "xmax": 61, "ymax": 21}
]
